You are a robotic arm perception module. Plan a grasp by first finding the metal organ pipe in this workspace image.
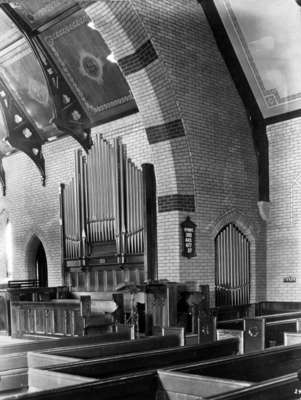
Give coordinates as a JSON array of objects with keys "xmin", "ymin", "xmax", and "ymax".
[
  {"xmin": 215, "ymin": 224, "xmax": 250, "ymax": 307},
  {"xmin": 61, "ymin": 135, "xmax": 145, "ymax": 266}
]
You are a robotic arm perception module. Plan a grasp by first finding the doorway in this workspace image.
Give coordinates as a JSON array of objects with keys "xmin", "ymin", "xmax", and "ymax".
[{"xmin": 35, "ymin": 242, "xmax": 48, "ymax": 287}]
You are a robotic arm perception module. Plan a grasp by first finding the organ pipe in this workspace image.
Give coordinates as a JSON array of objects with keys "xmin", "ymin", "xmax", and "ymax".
[
  {"xmin": 61, "ymin": 136, "xmax": 144, "ymax": 263},
  {"xmin": 215, "ymin": 224, "xmax": 250, "ymax": 306}
]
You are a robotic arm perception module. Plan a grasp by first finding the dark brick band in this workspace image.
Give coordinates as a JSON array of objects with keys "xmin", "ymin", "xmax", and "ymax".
[
  {"xmin": 158, "ymin": 194, "xmax": 195, "ymax": 213},
  {"xmin": 118, "ymin": 40, "xmax": 158, "ymax": 75},
  {"xmin": 146, "ymin": 119, "xmax": 185, "ymax": 144}
]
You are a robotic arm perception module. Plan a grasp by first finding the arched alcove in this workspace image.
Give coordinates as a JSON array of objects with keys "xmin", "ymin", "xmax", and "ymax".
[{"xmin": 25, "ymin": 235, "xmax": 48, "ymax": 287}]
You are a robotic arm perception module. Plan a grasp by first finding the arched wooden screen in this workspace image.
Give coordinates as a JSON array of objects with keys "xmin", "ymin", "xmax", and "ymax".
[{"xmin": 215, "ymin": 223, "xmax": 250, "ymax": 306}]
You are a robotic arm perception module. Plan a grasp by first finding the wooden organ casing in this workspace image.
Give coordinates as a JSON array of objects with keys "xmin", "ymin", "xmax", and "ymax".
[{"xmin": 60, "ymin": 136, "xmax": 145, "ymax": 292}]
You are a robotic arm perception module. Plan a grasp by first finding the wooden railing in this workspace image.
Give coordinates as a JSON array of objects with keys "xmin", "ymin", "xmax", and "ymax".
[{"xmin": 10, "ymin": 296, "xmax": 91, "ymax": 338}]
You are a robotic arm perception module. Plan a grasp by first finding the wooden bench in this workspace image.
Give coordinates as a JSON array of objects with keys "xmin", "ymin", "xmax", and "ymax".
[
  {"xmin": 39, "ymin": 338, "xmax": 239, "ymax": 379},
  {"xmin": 217, "ymin": 311, "xmax": 301, "ymax": 351},
  {"xmin": 0, "ymin": 331, "xmax": 132, "ymax": 372},
  {"xmin": 158, "ymin": 372, "xmax": 300, "ymax": 400},
  {"xmin": 157, "ymin": 342, "xmax": 301, "ymax": 399},
  {"xmin": 284, "ymin": 331, "xmax": 301, "ymax": 346},
  {"xmin": 28, "ymin": 335, "xmax": 182, "ymax": 368},
  {"xmin": 0, "ymin": 338, "xmax": 239, "ymax": 400},
  {"xmin": 0, "ymin": 368, "xmax": 97, "ymax": 398}
]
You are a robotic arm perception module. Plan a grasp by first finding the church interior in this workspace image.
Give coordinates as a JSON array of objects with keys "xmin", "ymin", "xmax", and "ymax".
[{"xmin": 0, "ymin": 0, "xmax": 301, "ymax": 399}]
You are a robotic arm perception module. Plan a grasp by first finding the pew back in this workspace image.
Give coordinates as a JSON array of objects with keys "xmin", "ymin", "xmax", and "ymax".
[
  {"xmin": 30, "ymin": 335, "xmax": 181, "ymax": 362},
  {"xmin": 164, "ymin": 343, "xmax": 301, "ymax": 383},
  {"xmin": 157, "ymin": 371, "xmax": 300, "ymax": 400},
  {"xmin": 0, "ymin": 331, "xmax": 131, "ymax": 355},
  {"xmin": 43, "ymin": 338, "xmax": 239, "ymax": 379}
]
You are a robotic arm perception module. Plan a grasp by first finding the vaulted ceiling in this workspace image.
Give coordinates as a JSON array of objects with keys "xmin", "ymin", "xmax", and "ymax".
[{"xmin": 0, "ymin": 1, "xmax": 137, "ymax": 192}]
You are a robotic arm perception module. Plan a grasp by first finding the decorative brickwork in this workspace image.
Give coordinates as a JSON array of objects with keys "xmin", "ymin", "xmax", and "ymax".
[
  {"xmin": 158, "ymin": 194, "xmax": 195, "ymax": 213},
  {"xmin": 118, "ymin": 40, "xmax": 158, "ymax": 76},
  {"xmin": 146, "ymin": 120, "xmax": 185, "ymax": 144}
]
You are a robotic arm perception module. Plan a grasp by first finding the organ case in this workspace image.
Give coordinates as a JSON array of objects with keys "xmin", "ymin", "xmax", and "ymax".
[{"xmin": 60, "ymin": 136, "xmax": 145, "ymax": 291}]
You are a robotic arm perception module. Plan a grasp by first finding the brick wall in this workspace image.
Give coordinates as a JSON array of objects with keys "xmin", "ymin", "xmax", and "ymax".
[
  {"xmin": 0, "ymin": 113, "xmax": 150, "ymax": 286},
  {"xmin": 266, "ymin": 117, "xmax": 301, "ymax": 301},
  {"xmin": 131, "ymin": 0, "xmax": 265, "ymax": 302}
]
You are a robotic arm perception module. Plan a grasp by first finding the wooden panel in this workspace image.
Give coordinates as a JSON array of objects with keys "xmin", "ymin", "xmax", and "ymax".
[
  {"xmin": 217, "ymin": 329, "xmax": 244, "ymax": 354},
  {"xmin": 10, "ymin": 299, "xmax": 88, "ymax": 338},
  {"xmin": 66, "ymin": 265, "xmax": 144, "ymax": 292},
  {"xmin": 0, "ymin": 291, "xmax": 9, "ymax": 333},
  {"xmin": 0, "ymin": 353, "xmax": 27, "ymax": 372},
  {"xmin": 28, "ymin": 353, "xmax": 81, "ymax": 369},
  {"xmin": 27, "ymin": 368, "xmax": 97, "ymax": 390}
]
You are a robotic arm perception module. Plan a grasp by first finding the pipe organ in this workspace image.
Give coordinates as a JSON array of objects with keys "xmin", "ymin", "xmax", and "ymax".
[
  {"xmin": 60, "ymin": 136, "xmax": 145, "ymax": 291},
  {"xmin": 215, "ymin": 223, "xmax": 250, "ymax": 307}
]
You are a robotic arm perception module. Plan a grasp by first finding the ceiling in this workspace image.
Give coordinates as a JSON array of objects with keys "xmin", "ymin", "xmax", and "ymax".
[
  {"xmin": 214, "ymin": 0, "xmax": 301, "ymax": 120},
  {"xmin": 0, "ymin": 1, "xmax": 137, "ymax": 189}
]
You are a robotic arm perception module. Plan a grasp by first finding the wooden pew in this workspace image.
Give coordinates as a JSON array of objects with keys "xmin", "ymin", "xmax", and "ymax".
[
  {"xmin": 0, "ymin": 371, "xmax": 158, "ymax": 400},
  {"xmin": 162, "ymin": 342, "xmax": 301, "ymax": 382},
  {"xmin": 284, "ymin": 331, "xmax": 301, "ymax": 346},
  {"xmin": 158, "ymin": 372, "xmax": 301, "ymax": 400},
  {"xmin": 0, "ymin": 368, "xmax": 97, "ymax": 398},
  {"xmin": 217, "ymin": 311, "xmax": 301, "ymax": 351},
  {"xmin": 0, "ymin": 331, "xmax": 131, "ymax": 355},
  {"xmin": 158, "ymin": 345, "xmax": 301, "ymax": 400},
  {"xmin": 0, "ymin": 339, "xmax": 239, "ymax": 400},
  {"xmin": 0, "ymin": 331, "xmax": 132, "ymax": 373},
  {"xmin": 39, "ymin": 338, "xmax": 239, "ymax": 379},
  {"xmin": 28, "ymin": 335, "xmax": 181, "ymax": 367}
]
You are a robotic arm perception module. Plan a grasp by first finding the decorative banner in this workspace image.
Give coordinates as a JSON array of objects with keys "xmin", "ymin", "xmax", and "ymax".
[{"xmin": 181, "ymin": 217, "xmax": 196, "ymax": 259}]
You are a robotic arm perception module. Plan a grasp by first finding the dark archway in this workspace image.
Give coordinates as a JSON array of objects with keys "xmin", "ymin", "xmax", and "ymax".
[{"xmin": 35, "ymin": 242, "xmax": 48, "ymax": 287}]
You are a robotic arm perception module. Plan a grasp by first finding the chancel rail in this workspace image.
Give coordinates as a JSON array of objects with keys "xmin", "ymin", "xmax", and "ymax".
[{"xmin": 60, "ymin": 136, "xmax": 145, "ymax": 291}]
